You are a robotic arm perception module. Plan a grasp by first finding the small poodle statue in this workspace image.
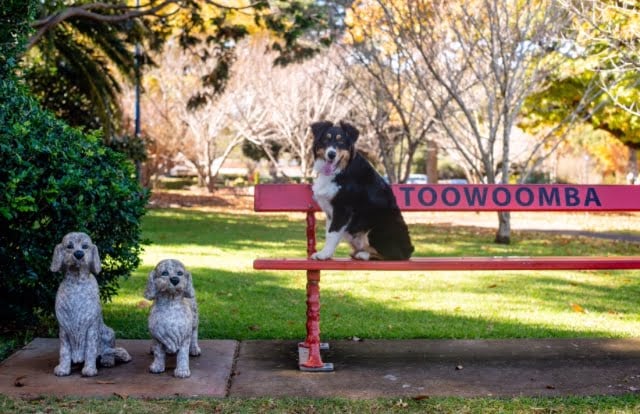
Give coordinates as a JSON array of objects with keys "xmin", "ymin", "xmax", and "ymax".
[
  {"xmin": 144, "ymin": 259, "xmax": 201, "ymax": 378},
  {"xmin": 50, "ymin": 232, "xmax": 131, "ymax": 377}
]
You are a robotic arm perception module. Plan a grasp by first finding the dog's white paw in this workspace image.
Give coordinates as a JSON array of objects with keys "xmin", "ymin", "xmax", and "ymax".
[
  {"xmin": 54, "ymin": 364, "xmax": 70, "ymax": 377},
  {"xmin": 174, "ymin": 366, "xmax": 191, "ymax": 378},
  {"xmin": 311, "ymin": 250, "xmax": 332, "ymax": 260},
  {"xmin": 81, "ymin": 366, "xmax": 98, "ymax": 377},
  {"xmin": 353, "ymin": 251, "xmax": 371, "ymax": 260}
]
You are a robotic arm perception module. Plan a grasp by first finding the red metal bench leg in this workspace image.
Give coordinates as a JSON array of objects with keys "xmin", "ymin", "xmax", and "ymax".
[{"xmin": 298, "ymin": 269, "xmax": 333, "ymax": 372}]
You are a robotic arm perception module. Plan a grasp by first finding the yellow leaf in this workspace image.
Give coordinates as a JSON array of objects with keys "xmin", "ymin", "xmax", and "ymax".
[{"xmin": 570, "ymin": 303, "xmax": 587, "ymax": 313}]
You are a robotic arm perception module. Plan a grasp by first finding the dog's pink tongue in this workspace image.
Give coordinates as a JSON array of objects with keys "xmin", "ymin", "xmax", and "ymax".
[{"xmin": 322, "ymin": 162, "xmax": 335, "ymax": 175}]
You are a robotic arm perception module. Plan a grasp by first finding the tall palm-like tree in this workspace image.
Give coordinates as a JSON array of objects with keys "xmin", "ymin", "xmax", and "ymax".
[{"xmin": 23, "ymin": 0, "xmax": 153, "ymax": 138}]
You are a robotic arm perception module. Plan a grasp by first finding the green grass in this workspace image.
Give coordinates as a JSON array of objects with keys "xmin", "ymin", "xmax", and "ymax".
[
  {"xmin": 2, "ymin": 394, "xmax": 640, "ymax": 413},
  {"xmin": 101, "ymin": 208, "xmax": 640, "ymax": 341},
  {"xmin": 3, "ymin": 207, "xmax": 640, "ymax": 412}
]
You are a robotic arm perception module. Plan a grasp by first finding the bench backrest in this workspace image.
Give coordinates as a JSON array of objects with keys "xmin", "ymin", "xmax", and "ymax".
[{"xmin": 254, "ymin": 184, "xmax": 640, "ymax": 212}]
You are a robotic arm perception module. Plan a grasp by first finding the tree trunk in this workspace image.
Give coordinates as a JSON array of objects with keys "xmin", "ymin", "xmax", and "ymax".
[
  {"xmin": 426, "ymin": 140, "xmax": 438, "ymax": 184},
  {"xmin": 629, "ymin": 146, "xmax": 638, "ymax": 184},
  {"xmin": 495, "ymin": 211, "xmax": 511, "ymax": 244}
]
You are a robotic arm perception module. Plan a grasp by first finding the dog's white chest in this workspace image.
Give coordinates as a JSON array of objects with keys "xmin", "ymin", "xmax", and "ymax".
[{"xmin": 312, "ymin": 174, "xmax": 339, "ymax": 217}]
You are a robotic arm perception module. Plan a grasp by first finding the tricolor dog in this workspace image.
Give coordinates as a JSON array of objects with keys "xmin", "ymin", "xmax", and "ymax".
[{"xmin": 310, "ymin": 120, "xmax": 414, "ymax": 261}]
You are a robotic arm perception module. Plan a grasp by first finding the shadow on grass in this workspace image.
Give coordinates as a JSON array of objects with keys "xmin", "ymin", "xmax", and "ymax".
[
  {"xmin": 144, "ymin": 209, "xmax": 640, "ymax": 258},
  {"xmin": 104, "ymin": 265, "xmax": 640, "ymax": 342}
]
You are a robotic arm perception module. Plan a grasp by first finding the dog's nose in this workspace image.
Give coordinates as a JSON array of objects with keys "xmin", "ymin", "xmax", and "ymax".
[
  {"xmin": 73, "ymin": 250, "xmax": 85, "ymax": 260},
  {"xmin": 327, "ymin": 150, "xmax": 336, "ymax": 160},
  {"xmin": 170, "ymin": 276, "xmax": 180, "ymax": 286}
]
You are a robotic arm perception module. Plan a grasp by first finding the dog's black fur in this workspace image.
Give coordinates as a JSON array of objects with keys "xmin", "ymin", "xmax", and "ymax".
[{"xmin": 310, "ymin": 120, "xmax": 414, "ymax": 260}]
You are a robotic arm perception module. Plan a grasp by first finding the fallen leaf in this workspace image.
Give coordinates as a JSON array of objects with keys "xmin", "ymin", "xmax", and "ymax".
[
  {"xmin": 570, "ymin": 303, "xmax": 587, "ymax": 313},
  {"xmin": 248, "ymin": 325, "xmax": 261, "ymax": 331},
  {"xmin": 136, "ymin": 300, "xmax": 151, "ymax": 309},
  {"xmin": 487, "ymin": 284, "xmax": 498, "ymax": 289},
  {"xmin": 413, "ymin": 395, "xmax": 429, "ymax": 400},
  {"xmin": 14, "ymin": 375, "xmax": 26, "ymax": 387},
  {"xmin": 113, "ymin": 392, "xmax": 128, "ymax": 399},
  {"xmin": 96, "ymin": 380, "xmax": 115, "ymax": 384}
]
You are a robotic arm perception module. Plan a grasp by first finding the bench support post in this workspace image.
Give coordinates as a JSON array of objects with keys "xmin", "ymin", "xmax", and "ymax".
[
  {"xmin": 298, "ymin": 270, "xmax": 333, "ymax": 371},
  {"xmin": 298, "ymin": 210, "xmax": 333, "ymax": 371}
]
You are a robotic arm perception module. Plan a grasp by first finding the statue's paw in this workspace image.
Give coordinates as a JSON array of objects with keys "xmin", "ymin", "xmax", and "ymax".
[
  {"xmin": 54, "ymin": 364, "xmax": 70, "ymax": 376},
  {"xmin": 174, "ymin": 366, "xmax": 191, "ymax": 378},
  {"xmin": 149, "ymin": 361, "xmax": 165, "ymax": 374}
]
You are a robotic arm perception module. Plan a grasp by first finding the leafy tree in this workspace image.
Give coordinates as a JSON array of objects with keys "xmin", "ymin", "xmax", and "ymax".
[
  {"xmin": 346, "ymin": 0, "xmax": 582, "ymax": 243},
  {"xmin": 21, "ymin": 0, "xmax": 335, "ymax": 142},
  {"xmin": 1, "ymin": 0, "xmax": 147, "ymax": 326}
]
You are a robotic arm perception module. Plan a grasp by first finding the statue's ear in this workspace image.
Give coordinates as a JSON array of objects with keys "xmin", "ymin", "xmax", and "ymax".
[
  {"xmin": 50, "ymin": 243, "xmax": 64, "ymax": 272},
  {"xmin": 310, "ymin": 121, "xmax": 333, "ymax": 139},
  {"xmin": 89, "ymin": 244, "xmax": 101, "ymax": 275},
  {"xmin": 184, "ymin": 270, "xmax": 195, "ymax": 299},
  {"xmin": 144, "ymin": 269, "xmax": 157, "ymax": 300},
  {"xmin": 339, "ymin": 121, "xmax": 360, "ymax": 143}
]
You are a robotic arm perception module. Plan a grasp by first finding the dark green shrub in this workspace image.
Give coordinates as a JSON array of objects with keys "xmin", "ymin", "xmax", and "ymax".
[{"xmin": 0, "ymin": 78, "xmax": 148, "ymax": 325}]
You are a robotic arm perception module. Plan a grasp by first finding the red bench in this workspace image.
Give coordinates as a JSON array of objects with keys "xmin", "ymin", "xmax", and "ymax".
[{"xmin": 253, "ymin": 183, "xmax": 640, "ymax": 371}]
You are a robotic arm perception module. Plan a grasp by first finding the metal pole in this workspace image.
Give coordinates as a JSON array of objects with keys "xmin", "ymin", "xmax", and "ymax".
[{"xmin": 134, "ymin": 0, "xmax": 142, "ymax": 182}]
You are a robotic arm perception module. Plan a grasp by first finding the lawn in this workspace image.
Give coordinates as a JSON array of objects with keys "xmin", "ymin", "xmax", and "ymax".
[
  {"xmin": 103, "ymin": 208, "xmax": 640, "ymax": 342},
  {"xmin": 3, "ymin": 207, "xmax": 640, "ymax": 413}
]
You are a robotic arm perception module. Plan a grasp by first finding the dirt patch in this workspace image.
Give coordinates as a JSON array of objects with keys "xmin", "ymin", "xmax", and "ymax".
[{"xmin": 148, "ymin": 187, "xmax": 254, "ymax": 211}]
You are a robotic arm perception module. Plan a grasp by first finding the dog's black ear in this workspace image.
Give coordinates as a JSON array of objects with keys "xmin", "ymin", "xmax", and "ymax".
[
  {"xmin": 89, "ymin": 244, "xmax": 101, "ymax": 275},
  {"xmin": 339, "ymin": 121, "xmax": 360, "ymax": 143},
  {"xmin": 310, "ymin": 121, "xmax": 333, "ymax": 139},
  {"xmin": 50, "ymin": 243, "xmax": 64, "ymax": 273},
  {"xmin": 144, "ymin": 269, "xmax": 157, "ymax": 300}
]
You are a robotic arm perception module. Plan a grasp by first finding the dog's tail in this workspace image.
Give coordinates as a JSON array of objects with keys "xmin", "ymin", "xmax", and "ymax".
[{"xmin": 113, "ymin": 347, "xmax": 132, "ymax": 362}]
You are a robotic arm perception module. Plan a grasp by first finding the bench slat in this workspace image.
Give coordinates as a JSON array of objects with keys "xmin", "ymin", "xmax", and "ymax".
[
  {"xmin": 254, "ymin": 183, "xmax": 640, "ymax": 212},
  {"xmin": 254, "ymin": 257, "xmax": 640, "ymax": 271}
]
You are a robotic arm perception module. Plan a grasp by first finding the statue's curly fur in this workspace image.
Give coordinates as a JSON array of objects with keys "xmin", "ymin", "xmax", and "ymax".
[
  {"xmin": 145, "ymin": 259, "xmax": 201, "ymax": 378},
  {"xmin": 50, "ymin": 232, "xmax": 131, "ymax": 377}
]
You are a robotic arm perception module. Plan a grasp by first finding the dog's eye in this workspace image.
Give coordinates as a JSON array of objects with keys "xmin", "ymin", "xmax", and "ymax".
[
  {"xmin": 161, "ymin": 271, "xmax": 169, "ymax": 276},
  {"xmin": 177, "ymin": 271, "xmax": 183, "ymax": 276},
  {"xmin": 81, "ymin": 244, "xmax": 89, "ymax": 250},
  {"xmin": 66, "ymin": 243, "xmax": 73, "ymax": 249}
]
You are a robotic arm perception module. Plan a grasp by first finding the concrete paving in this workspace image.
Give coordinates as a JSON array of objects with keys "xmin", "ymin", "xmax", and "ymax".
[
  {"xmin": 2, "ymin": 337, "xmax": 640, "ymax": 398},
  {"xmin": 0, "ymin": 338, "xmax": 237, "ymax": 399}
]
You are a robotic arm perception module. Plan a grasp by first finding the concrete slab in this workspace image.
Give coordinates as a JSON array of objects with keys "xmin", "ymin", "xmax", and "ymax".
[
  {"xmin": 0, "ymin": 338, "xmax": 237, "ymax": 399},
  {"xmin": 229, "ymin": 338, "xmax": 640, "ymax": 398}
]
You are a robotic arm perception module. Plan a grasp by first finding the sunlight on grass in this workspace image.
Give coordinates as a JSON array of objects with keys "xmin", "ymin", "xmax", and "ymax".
[{"xmin": 104, "ymin": 208, "xmax": 640, "ymax": 341}]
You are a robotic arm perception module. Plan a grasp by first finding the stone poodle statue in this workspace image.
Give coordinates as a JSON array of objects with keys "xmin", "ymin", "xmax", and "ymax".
[
  {"xmin": 144, "ymin": 259, "xmax": 201, "ymax": 378},
  {"xmin": 50, "ymin": 232, "xmax": 131, "ymax": 377}
]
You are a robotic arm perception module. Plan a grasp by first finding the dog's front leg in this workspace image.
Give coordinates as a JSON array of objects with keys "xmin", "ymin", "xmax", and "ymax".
[
  {"xmin": 54, "ymin": 331, "xmax": 72, "ymax": 376},
  {"xmin": 81, "ymin": 325, "xmax": 99, "ymax": 377},
  {"xmin": 311, "ymin": 226, "xmax": 346, "ymax": 260},
  {"xmin": 311, "ymin": 208, "xmax": 348, "ymax": 260},
  {"xmin": 174, "ymin": 340, "xmax": 191, "ymax": 378},
  {"xmin": 149, "ymin": 339, "xmax": 166, "ymax": 374}
]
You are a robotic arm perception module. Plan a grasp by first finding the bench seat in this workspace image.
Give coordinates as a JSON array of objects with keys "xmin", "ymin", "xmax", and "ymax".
[{"xmin": 254, "ymin": 256, "xmax": 640, "ymax": 271}]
